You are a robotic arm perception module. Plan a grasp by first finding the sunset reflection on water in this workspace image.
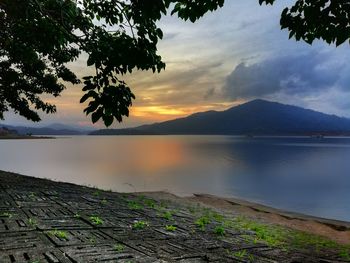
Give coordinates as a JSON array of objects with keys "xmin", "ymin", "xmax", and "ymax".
[{"xmin": 1, "ymin": 135, "xmax": 350, "ymax": 221}]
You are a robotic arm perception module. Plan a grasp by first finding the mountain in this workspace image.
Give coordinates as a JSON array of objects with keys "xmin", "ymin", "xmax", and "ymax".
[
  {"xmin": 44, "ymin": 123, "xmax": 95, "ymax": 132},
  {"xmin": 0, "ymin": 124, "xmax": 89, "ymax": 135},
  {"xmin": 90, "ymin": 99, "xmax": 350, "ymax": 136}
]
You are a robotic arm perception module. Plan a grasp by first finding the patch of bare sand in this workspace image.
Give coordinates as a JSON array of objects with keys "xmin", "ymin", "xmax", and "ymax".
[{"xmin": 138, "ymin": 191, "xmax": 350, "ymax": 245}]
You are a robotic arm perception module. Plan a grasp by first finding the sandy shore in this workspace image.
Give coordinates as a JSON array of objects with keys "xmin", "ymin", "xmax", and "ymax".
[{"xmin": 140, "ymin": 191, "xmax": 350, "ymax": 245}]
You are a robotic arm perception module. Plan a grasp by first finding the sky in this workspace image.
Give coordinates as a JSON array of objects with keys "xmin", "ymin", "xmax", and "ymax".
[{"xmin": 3, "ymin": 0, "xmax": 350, "ymax": 129}]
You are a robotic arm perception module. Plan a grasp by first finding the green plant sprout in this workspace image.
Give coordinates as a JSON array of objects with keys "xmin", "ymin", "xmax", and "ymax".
[
  {"xmin": 233, "ymin": 249, "xmax": 247, "ymax": 259},
  {"xmin": 89, "ymin": 216, "xmax": 103, "ymax": 225},
  {"xmin": 195, "ymin": 216, "xmax": 211, "ymax": 230},
  {"xmin": 162, "ymin": 211, "xmax": 173, "ymax": 220},
  {"xmin": 128, "ymin": 201, "xmax": 143, "ymax": 210},
  {"xmin": 28, "ymin": 218, "xmax": 37, "ymax": 227},
  {"xmin": 214, "ymin": 225, "xmax": 225, "ymax": 236},
  {"xmin": 133, "ymin": 221, "xmax": 149, "ymax": 230},
  {"xmin": 114, "ymin": 243, "xmax": 125, "ymax": 253},
  {"xmin": 74, "ymin": 213, "xmax": 81, "ymax": 219},
  {"xmin": 0, "ymin": 212, "xmax": 13, "ymax": 218},
  {"xmin": 47, "ymin": 230, "xmax": 68, "ymax": 240},
  {"xmin": 143, "ymin": 198, "xmax": 156, "ymax": 208},
  {"xmin": 165, "ymin": 225, "xmax": 177, "ymax": 232},
  {"xmin": 93, "ymin": 191, "xmax": 100, "ymax": 196}
]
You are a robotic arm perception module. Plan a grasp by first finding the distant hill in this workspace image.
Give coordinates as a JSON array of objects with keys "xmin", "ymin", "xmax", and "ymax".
[
  {"xmin": 0, "ymin": 124, "xmax": 89, "ymax": 135},
  {"xmin": 44, "ymin": 123, "xmax": 95, "ymax": 133},
  {"xmin": 90, "ymin": 99, "xmax": 350, "ymax": 136},
  {"xmin": 0, "ymin": 126, "xmax": 18, "ymax": 136}
]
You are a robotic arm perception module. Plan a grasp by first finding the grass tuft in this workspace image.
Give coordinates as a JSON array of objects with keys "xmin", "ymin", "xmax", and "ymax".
[
  {"xmin": 128, "ymin": 201, "xmax": 143, "ymax": 210},
  {"xmin": 114, "ymin": 243, "xmax": 125, "ymax": 253},
  {"xmin": 214, "ymin": 225, "xmax": 225, "ymax": 236},
  {"xmin": 162, "ymin": 211, "xmax": 173, "ymax": 221},
  {"xmin": 0, "ymin": 212, "xmax": 13, "ymax": 218},
  {"xmin": 165, "ymin": 225, "xmax": 177, "ymax": 232},
  {"xmin": 89, "ymin": 216, "xmax": 103, "ymax": 225},
  {"xmin": 195, "ymin": 216, "xmax": 211, "ymax": 230},
  {"xmin": 28, "ymin": 218, "xmax": 37, "ymax": 227},
  {"xmin": 133, "ymin": 220, "xmax": 149, "ymax": 230},
  {"xmin": 47, "ymin": 229, "xmax": 68, "ymax": 240}
]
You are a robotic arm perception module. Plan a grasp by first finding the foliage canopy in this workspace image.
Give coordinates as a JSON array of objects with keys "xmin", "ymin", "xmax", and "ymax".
[
  {"xmin": 261, "ymin": 0, "xmax": 350, "ymax": 46},
  {"xmin": 0, "ymin": 0, "xmax": 224, "ymax": 125},
  {"xmin": 0, "ymin": 0, "xmax": 348, "ymax": 126}
]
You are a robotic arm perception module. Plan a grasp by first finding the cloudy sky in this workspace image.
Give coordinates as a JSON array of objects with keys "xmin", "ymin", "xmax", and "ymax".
[{"xmin": 3, "ymin": 0, "xmax": 350, "ymax": 129}]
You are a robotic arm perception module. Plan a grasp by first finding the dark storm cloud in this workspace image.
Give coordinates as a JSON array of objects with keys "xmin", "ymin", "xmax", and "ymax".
[{"xmin": 223, "ymin": 51, "xmax": 342, "ymax": 100}]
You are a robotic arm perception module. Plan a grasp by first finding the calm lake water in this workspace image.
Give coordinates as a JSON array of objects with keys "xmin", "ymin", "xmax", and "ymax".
[{"xmin": 1, "ymin": 136, "xmax": 350, "ymax": 222}]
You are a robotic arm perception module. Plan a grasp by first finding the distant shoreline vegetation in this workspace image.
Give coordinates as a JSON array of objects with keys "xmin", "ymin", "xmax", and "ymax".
[
  {"xmin": 0, "ymin": 126, "xmax": 18, "ymax": 136},
  {"xmin": 0, "ymin": 134, "xmax": 54, "ymax": 140},
  {"xmin": 0, "ymin": 126, "xmax": 54, "ymax": 139}
]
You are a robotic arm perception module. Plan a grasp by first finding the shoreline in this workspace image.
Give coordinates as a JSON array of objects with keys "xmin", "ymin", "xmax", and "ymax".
[
  {"xmin": 0, "ymin": 135, "xmax": 54, "ymax": 140},
  {"xmin": 0, "ymin": 170, "xmax": 349, "ymax": 262},
  {"xmin": 2, "ymin": 169, "xmax": 349, "ymax": 245},
  {"xmin": 140, "ymin": 191, "xmax": 350, "ymax": 245},
  {"xmin": 0, "ymin": 170, "xmax": 350, "ymax": 244}
]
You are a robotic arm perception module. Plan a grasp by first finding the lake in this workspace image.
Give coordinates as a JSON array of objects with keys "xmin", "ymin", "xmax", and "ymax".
[{"xmin": 1, "ymin": 135, "xmax": 350, "ymax": 222}]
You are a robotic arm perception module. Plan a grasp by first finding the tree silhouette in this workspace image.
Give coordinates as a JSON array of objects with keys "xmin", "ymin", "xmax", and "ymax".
[
  {"xmin": 0, "ymin": 0, "xmax": 225, "ymax": 126},
  {"xmin": 261, "ymin": 0, "xmax": 350, "ymax": 46},
  {"xmin": 0, "ymin": 0, "xmax": 347, "ymax": 126}
]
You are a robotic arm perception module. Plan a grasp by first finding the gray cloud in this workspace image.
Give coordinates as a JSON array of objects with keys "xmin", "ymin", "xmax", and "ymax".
[
  {"xmin": 236, "ymin": 18, "xmax": 264, "ymax": 31},
  {"xmin": 204, "ymin": 87, "xmax": 216, "ymax": 100},
  {"xmin": 163, "ymin": 32, "xmax": 179, "ymax": 41},
  {"xmin": 223, "ymin": 51, "xmax": 343, "ymax": 100}
]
